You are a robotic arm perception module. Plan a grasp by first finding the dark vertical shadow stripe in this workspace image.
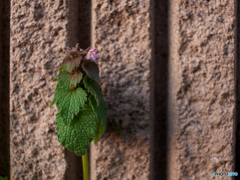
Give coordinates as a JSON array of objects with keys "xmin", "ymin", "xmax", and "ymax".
[
  {"xmin": 67, "ymin": 0, "xmax": 91, "ymax": 49},
  {"xmin": 0, "ymin": 0, "xmax": 10, "ymax": 179},
  {"xmin": 150, "ymin": 0, "xmax": 169, "ymax": 179},
  {"xmin": 64, "ymin": 0, "xmax": 91, "ymax": 179},
  {"xmin": 234, "ymin": 0, "xmax": 240, "ymax": 176}
]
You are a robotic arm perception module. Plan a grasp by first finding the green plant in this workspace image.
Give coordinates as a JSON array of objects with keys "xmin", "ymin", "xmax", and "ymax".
[
  {"xmin": 0, "ymin": 177, "xmax": 8, "ymax": 180},
  {"xmin": 50, "ymin": 44, "xmax": 107, "ymax": 180}
]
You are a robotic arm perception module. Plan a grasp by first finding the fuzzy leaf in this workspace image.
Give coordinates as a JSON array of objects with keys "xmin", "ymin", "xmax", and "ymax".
[
  {"xmin": 82, "ymin": 60, "xmax": 101, "ymax": 84},
  {"xmin": 83, "ymin": 76, "xmax": 102, "ymax": 106},
  {"xmin": 58, "ymin": 69, "xmax": 83, "ymax": 92},
  {"xmin": 53, "ymin": 77, "xmax": 58, "ymax": 82},
  {"xmin": 89, "ymin": 94, "xmax": 107, "ymax": 133},
  {"xmin": 63, "ymin": 55, "xmax": 82, "ymax": 72},
  {"xmin": 54, "ymin": 87, "xmax": 87, "ymax": 124},
  {"xmin": 50, "ymin": 99, "xmax": 55, "ymax": 108},
  {"xmin": 0, "ymin": 177, "xmax": 8, "ymax": 180},
  {"xmin": 59, "ymin": 65, "xmax": 67, "ymax": 72},
  {"xmin": 93, "ymin": 121, "xmax": 103, "ymax": 144},
  {"xmin": 56, "ymin": 108, "xmax": 98, "ymax": 156},
  {"xmin": 84, "ymin": 47, "xmax": 91, "ymax": 53},
  {"xmin": 50, "ymin": 83, "xmax": 60, "ymax": 108}
]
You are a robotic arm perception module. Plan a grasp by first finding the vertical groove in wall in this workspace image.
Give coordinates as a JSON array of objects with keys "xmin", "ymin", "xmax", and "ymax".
[
  {"xmin": 65, "ymin": 0, "xmax": 91, "ymax": 179},
  {"xmin": 150, "ymin": 0, "xmax": 169, "ymax": 179},
  {"xmin": 234, "ymin": 0, "xmax": 240, "ymax": 174},
  {"xmin": 67, "ymin": 0, "xmax": 91, "ymax": 49},
  {"xmin": 0, "ymin": 0, "xmax": 10, "ymax": 178},
  {"xmin": 90, "ymin": 1, "xmax": 96, "ymax": 178}
]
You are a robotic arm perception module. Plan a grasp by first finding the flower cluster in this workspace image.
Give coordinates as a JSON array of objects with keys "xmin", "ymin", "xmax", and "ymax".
[{"xmin": 62, "ymin": 44, "xmax": 101, "ymax": 72}]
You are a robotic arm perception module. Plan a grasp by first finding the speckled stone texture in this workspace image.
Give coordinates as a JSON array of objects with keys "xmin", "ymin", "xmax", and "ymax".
[
  {"xmin": 9, "ymin": 0, "xmax": 236, "ymax": 179},
  {"xmin": 10, "ymin": 0, "xmax": 69, "ymax": 179},
  {"xmin": 91, "ymin": 0, "xmax": 151, "ymax": 179},
  {"xmin": 171, "ymin": 0, "xmax": 235, "ymax": 179}
]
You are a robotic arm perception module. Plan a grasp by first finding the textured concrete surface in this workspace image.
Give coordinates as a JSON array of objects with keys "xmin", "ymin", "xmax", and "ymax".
[
  {"xmin": 91, "ymin": 0, "xmax": 151, "ymax": 179},
  {"xmin": 8, "ymin": 0, "xmax": 237, "ymax": 179},
  {"xmin": 10, "ymin": 0, "xmax": 69, "ymax": 179},
  {"xmin": 0, "ymin": 0, "xmax": 10, "ymax": 178},
  {"xmin": 169, "ymin": 0, "xmax": 235, "ymax": 179}
]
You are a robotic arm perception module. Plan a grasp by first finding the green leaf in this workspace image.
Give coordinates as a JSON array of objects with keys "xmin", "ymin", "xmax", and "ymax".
[
  {"xmin": 50, "ymin": 83, "xmax": 60, "ymax": 109},
  {"xmin": 83, "ymin": 76, "xmax": 102, "ymax": 106},
  {"xmin": 84, "ymin": 47, "xmax": 91, "ymax": 53},
  {"xmin": 93, "ymin": 121, "xmax": 103, "ymax": 144},
  {"xmin": 82, "ymin": 60, "xmax": 101, "ymax": 84},
  {"xmin": 50, "ymin": 99, "xmax": 55, "ymax": 108},
  {"xmin": 59, "ymin": 65, "xmax": 67, "ymax": 72},
  {"xmin": 56, "ymin": 83, "xmax": 60, "ymax": 89},
  {"xmin": 54, "ymin": 87, "xmax": 87, "ymax": 124},
  {"xmin": 56, "ymin": 108, "xmax": 98, "ymax": 156},
  {"xmin": 63, "ymin": 55, "xmax": 82, "ymax": 72},
  {"xmin": 53, "ymin": 77, "xmax": 58, "ymax": 82},
  {"xmin": 89, "ymin": 94, "xmax": 107, "ymax": 133},
  {"xmin": 58, "ymin": 69, "xmax": 83, "ymax": 92},
  {"xmin": 0, "ymin": 177, "xmax": 8, "ymax": 180}
]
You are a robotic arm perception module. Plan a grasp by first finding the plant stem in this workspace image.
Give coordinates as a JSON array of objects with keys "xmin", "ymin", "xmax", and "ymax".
[{"xmin": 82, "ymin": 152, "xmax": 89, "ymax": 180}]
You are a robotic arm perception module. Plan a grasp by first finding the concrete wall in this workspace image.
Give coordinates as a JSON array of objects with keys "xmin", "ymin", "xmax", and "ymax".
[
  {"xmin": 169, "ymin": 0, "xmax": 235, "ymax": 179},
  {"xmin": 10, "ymin": 0, "xmax": 68, "ymax": 179},
  {"xmin": 90, "ymin": 0, "xmax": 151, "ymax": 179},
  {"xmin": 0, "ymin": 0, "xmax": 236, "ymax": 179}
]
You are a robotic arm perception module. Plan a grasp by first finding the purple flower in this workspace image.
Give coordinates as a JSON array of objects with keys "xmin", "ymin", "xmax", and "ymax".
[{"xmin": 85, "ymin": 48, "xmax": 101, "ymax": 66}]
